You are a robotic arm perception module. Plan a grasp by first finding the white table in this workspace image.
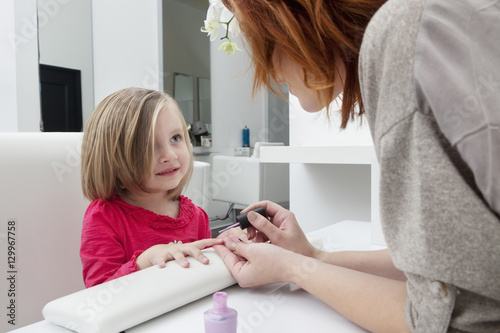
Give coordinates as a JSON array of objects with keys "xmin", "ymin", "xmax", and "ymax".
[{"xmin": 11, "ymin": 221, "xmax": 383, "ymax": 333}]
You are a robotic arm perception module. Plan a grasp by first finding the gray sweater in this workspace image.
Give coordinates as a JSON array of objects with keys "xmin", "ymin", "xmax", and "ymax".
[{"xmin": 359, "ymin": 0, "xmax": 500, "ymax": 331}]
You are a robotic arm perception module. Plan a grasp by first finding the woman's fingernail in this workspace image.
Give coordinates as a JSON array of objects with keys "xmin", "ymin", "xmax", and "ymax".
[
  {"xmin": 202, "ymin": 257, "xmax": 209, "ymax": 262},
  {"xmin": 248, "ymin": 211, "xmax": 257, "ymax": 221}
]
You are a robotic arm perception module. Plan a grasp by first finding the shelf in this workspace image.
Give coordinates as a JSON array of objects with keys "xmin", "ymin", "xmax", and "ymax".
[
  {"xmin": 193, "ymin": 148, "xmax": 218, "ymax": 156},
  {"xmin": 259, "ymin": 145, "xmax": 376, "ymax": 165}
]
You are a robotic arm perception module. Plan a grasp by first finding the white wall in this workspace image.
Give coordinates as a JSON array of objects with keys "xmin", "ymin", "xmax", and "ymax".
[
  {"xmin": 92, "ymin": 0, "xmax": 163, "ymax": 105},
  {"xmin": 288, "ymin": 95, "xmax": 374, "ymax": 233},
  {"xmin": 0, "ymin": 0, "xmax": 40, "ymax": 132},
  {"xmin": 14, "ymin": 0, "xmax": 41, "ymax": 132},
  {"xmin": 0, "ymin": 0, "xmax": 18, "ymax": 131},
  {"xmin": 38, "ymin": 0, "xmax": 94, "ymax": 126},
  {"xmin": 267, "ymin": 85, "xmax": 289, "ymax": 145},
  {"xmin": 289, "ymin": 96, "xmax": 372, "ymax": 147}
]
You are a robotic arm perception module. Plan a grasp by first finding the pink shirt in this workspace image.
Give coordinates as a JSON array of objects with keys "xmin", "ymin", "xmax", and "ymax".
[{"xmin": 80, "ymin": 195, "xmax": 211, "ymax": 288}]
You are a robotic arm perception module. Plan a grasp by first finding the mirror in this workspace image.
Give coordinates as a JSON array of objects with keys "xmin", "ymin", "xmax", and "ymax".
[
  {"xmin": 162, "ymin": 0, "xmax": 211, "ymax": 147},
  {"xmin": 198, "ymin": 77, "xmax": 211, "ymax": 126},
  {"xmin": 37, "ymin": 0, "xmax": 211, "ymax": 145},
  {"xmin": 174, "ymin": 73, "xmax": 212, "ymax": 147},
  {"xmin": 174, "ymin": 73, "xmax": 195, "ymax": 124}
]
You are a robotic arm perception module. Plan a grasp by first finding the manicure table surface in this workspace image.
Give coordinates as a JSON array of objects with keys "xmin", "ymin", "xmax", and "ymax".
[{"xmin": 11, "ymin": 220, "xmax": 383, "ymax": 333}]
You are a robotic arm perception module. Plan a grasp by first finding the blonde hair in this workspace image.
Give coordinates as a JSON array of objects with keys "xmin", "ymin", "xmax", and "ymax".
[{"xmin": 81, "ymin": 87, "xmax": 193, "ymax": 201}]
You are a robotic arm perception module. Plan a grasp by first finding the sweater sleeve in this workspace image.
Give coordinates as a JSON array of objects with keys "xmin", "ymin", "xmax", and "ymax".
[
  {"xmin": 80, "ymin": 201, "xmax": 142, "ymax": 288},
  {"xmin": 414, "ymin": 0, "xmax": 500, "ymax": 216}
]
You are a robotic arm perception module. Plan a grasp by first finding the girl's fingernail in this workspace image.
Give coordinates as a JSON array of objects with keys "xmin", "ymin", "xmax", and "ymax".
[{"xmin": 202, "ymin": 257, "xmax": 209, "ymax": 262}]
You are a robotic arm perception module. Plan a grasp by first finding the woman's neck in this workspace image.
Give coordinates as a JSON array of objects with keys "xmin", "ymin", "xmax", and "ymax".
[{"xmin": 120, "ymin": 191, "xmax": 180, "ymax": 217}]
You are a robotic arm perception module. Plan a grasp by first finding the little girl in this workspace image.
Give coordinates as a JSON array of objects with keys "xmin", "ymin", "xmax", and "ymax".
[{"xmin": 80, "ymin": 87, "xmax": 221, "ymax": 288}]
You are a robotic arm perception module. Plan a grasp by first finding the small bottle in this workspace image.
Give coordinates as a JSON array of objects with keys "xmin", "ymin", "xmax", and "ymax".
[
  {"xmin": 242, "ymin": 126, "xmax": 250, "ymax": 147},
  {"xmin": 204, "ymin": 291, "xmax": 237, "ymax": 333}
]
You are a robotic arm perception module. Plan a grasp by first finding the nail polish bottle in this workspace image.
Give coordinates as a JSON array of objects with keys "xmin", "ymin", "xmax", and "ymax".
[{"xmin": 204, "ymin": 292, "xmax": 237, "ymax": 333}]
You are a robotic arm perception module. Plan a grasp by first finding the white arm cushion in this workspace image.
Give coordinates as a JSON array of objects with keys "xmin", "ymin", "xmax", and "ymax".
[{"xmin": 42, "ymin": 249, "xmax": 236, "ymax": 333}]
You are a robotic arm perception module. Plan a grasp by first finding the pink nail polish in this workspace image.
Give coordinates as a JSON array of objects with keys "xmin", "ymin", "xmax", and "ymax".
[{"xmin": 204, "ymin": 292, "xmax": 237, "ymax": 333}]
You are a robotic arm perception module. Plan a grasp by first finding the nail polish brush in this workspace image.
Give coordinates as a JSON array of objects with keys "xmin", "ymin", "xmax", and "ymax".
[{"xmin": 218, "ymin": 207, "xmax": 267, "ymax": 233}]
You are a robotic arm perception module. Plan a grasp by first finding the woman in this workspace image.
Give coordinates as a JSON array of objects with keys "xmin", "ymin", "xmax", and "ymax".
[{"xmin": 212, "ymin": 0, "xmax": 500, "ymax": 332}]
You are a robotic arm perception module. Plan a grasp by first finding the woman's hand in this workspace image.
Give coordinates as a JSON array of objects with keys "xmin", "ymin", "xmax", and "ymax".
[
  {"xmin": 136, "ymin": 238, "xmax": 223, "ymax": 270},
  {"xmin": 242, "ymin": 201, "xmax": 320, "ymax": 259},
  {"xmin": 214, "ymin": 236, "xmax": 301, "ymax": 287}
]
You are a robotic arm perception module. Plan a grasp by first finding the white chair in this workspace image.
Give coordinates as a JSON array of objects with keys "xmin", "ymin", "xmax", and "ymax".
[
  {"xmin": 0, "ymin": 132, "xmax": 211, "ymax": 330},
  {"xmin": 211, "ymin": 142, "xmax": 289, "ymax": 207},
  {"xmin": 0, "ymin": 132, "xmax": 87, "ymax": 331},
  {"xmin": 182, "ymin": 161, "xmax": 210, "ymax": 210}
]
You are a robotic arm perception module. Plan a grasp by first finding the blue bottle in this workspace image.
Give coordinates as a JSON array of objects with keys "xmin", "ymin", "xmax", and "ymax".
[{"xmin": 242, "ymin": 126, "xmax": 250, "ymax": 147}]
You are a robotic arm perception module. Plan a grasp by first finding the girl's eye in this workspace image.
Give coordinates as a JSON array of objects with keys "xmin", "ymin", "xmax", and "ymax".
[{"xmin": 171, "ymin": 134, "xmax": 181, "ymax": 143}]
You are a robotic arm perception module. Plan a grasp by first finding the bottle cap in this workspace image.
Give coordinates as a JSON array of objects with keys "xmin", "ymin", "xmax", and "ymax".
[
  {"xmin": 235, "ymin": 207, "xmax": 267, "ymax": 230},
  {"xmin": 213, "ymin": 292, "xmax": 228, "ymax": 312}
]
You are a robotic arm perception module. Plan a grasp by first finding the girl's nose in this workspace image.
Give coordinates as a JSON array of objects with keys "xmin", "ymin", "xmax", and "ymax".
[{"xmin": 159, "ymin": 146, "xmax": 177, "ymax": 162}]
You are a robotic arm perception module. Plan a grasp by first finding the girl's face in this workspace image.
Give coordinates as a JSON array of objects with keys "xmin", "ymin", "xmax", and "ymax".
[
  {"xmin": 272, "ymin": 48, "xmax": 345, "ymax": 112},
  {"xmin": 143, "ymin": 106, "xmax": 190, "ymax": 194}
]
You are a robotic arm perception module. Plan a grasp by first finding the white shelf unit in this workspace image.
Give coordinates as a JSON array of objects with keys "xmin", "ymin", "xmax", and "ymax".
[
  {"xmin": 259, "ymin": 145, "xmax": 376, "ymax": 164},
  {"xmin": 258, "ymin": 145, "xmax": 385, "ymax": 246}
]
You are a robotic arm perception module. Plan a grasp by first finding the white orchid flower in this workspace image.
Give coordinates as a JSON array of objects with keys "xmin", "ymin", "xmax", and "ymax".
[
  {"xmin": 218, "ymin": 40, "xmax": 242, "ymax": 56},
  {"xmin": 209, "ymin": 0, "xmax": 223, "ymax": 8},
  {"xmin": 202, "ymin": 1, "xmax": 241, "ymax": 55},
  {"xmin": 201, "ymin": 5, "xmax": 221, "ymax": 41}
]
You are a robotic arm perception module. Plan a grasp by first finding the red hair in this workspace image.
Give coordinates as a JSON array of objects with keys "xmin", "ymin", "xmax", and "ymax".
[{"xmin": 222, "ymin": 0, "xmax": 386, "ymax": 128}]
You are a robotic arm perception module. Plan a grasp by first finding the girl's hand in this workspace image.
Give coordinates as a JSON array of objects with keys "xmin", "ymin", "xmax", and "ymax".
[
  {"xmin": 242, "ymin": 201, "xmax": 320, "ymax": 259},
  {"xmin": 137, "ymin": 238, "xmax": 224, "ymax": 270},
  {"xmin": 217, "ymin": 226, "xmax": 251, "ymax": 243}
]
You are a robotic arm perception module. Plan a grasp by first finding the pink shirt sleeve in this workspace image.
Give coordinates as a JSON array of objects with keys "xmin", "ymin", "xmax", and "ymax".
[{"xmin": 80, "ymin": 201, "xmax": 142, "ymax": 288}]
